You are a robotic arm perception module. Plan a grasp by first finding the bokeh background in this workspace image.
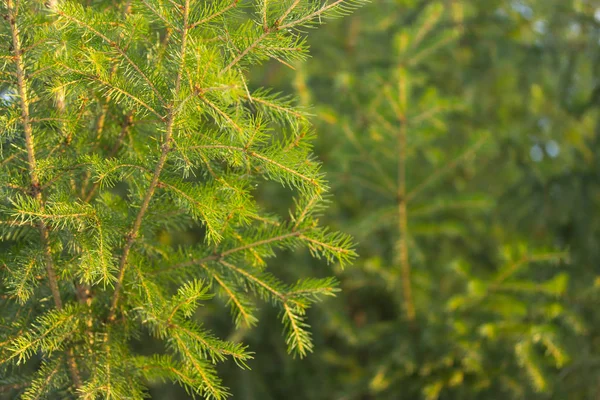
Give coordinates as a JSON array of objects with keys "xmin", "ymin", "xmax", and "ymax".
[{"xmin": 215, "ymin": 1, "xmax": 600, "ymax": 399}]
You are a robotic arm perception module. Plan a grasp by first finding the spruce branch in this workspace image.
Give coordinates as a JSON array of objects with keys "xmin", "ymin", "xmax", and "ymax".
[
  {"xmin": 222, "ymin": 31, "xmax": 270, "ymax": 73},
  {"xmin": 55, "ymin": 4, "xmax": 166, "ymax": 106},
  {"xmin": 277, "ymin": 0, "xmax": 369, "ymax": 30},
  {"xmin": 6, "ymin": 0, "xmax": 82, "ymax": 388},
  {"xmin": 199, "ymin": 263, "xmax": 259, "ymax": 328},
  {"xmin": 277, "ymin": 0, "xmax": 302, "ymax": 27},
  {"xmin": 189, "ymin": 0, "xmax": 239, "ymax": 30},
  {"xmin": 189, "ymin": 144, "xmax": 322, "ymax": 191},
  {"xmin": 57, "ymin": 64, "xmax": 164, "ymax": 120},
  {"xmin": 153, "ymin": 230, "xmax": 305, "ymax": 276},
  {"xmin": 169, "ymin": 328, "xmax": 230, "ymax": 400},
  {"xmin": 19, "ymin": 356, "xmax": 64, "ymax": 400},
  {"xmin": 109, "ymin": 0, "xmax": 192, "ymax": 320}
]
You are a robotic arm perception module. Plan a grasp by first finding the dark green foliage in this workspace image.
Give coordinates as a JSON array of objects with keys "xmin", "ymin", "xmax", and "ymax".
[{"xmin": 0, "ymin": 0, "xmax": 364, "ymax": 398}]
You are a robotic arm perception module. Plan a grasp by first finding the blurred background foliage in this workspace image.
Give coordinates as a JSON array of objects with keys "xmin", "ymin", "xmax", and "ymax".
[{"xmin": 210, "ymin": 0, "xmax": 600, "ymax": 399}]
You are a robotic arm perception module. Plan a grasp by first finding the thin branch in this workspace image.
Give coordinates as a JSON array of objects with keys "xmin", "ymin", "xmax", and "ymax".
[
  {"xmin": 139, "ymin": 0, "xmax": 183, "ymax": 32},
  {"xmin": 341, "ymin": 122, "xmax": 396, "ymax": 192},
  {"xmin": 189, "ymin": 0, "xmax": 239, "ymax": 30},
  {"xmin": 221, "ymin": 31, "xmax": 269, "ymax": 73},
  {"xmin": 55, "ymin": 10, "xmax": 166, "ymax": 105},
  {"xmin": 170, "ymin": 331, "xmax": 223, "ymax": 397},
  {"xmin": 0, "ymin": 153, "xmax": 17, "ymax": 168},
  {"xmin": 299, "ymin": 234, "xmax": 353, "ymax": 256},
  {"xmin": 156, "ymin": 180, "xmax": 218, "ymax": 237},
  {"xmin": 7, "ymin": 0, "xmax": 82, "ymax": 388},
  {"xmin": 28, "ymin": 359, "xmax": 63, "ymax": 400},
  {"xmin": 246, "ymin": 93, "xmax": 307, "ymax": 120},
  {"xmin": 460, "ymin": 252, "xmax": 568, "ymax": 312},
  {"xmin": 152, "ymin": 230, "xmax": 303, "ymax": 275},
  {"xmin": 83, "ymin": 113, "xmax": 133, "ymax": 202},
  {"xmin": 200, "ymin": 96, "xmax": 245, "ymax": 133},
  {"xmin": 219, "ymin": 259, "xmax": 284, "ymax": 301},
  {"xmin": 248, "ymin": 150, "xmax": 319, "ymax": 186},
  {"xmin": 293, "ymin": 193, "xmax": 318, "ymax": 230},
  {"xmin": 278, "ymin": 0, "xmax": 344, "ymax": 30},
  {"xmin": 109, "ymin": 0, "xmax": 192, "ymax": 320},
  {"xmin": 282, "ymin": 302, "xmax": 307, "ymax": 355},
  {"xmin": 223, "ymin": 231, "xmax": 302, "ymax": 258},
  {"xmin": 261, "ymin": 0, "xmax": 270, "ymax": 31},
  {"xmin": 202, "ymin": 265, "xmax": 255, "ymax": 327},
  {"xmin": 191, "ymin": 144, "xmax": 320, "ymax": 186},
  {"xmin": 170, "ymin": 321, "xmax": 247, "ymax": 361},
  {"xmin": 58, "ymin": 64, "xmax": 164, "ymax": 120}
]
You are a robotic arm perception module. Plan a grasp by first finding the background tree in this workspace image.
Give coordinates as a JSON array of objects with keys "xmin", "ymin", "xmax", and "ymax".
[{"xmin": 218, "ymin": 1, "xmax": 600, "ymax": 399}]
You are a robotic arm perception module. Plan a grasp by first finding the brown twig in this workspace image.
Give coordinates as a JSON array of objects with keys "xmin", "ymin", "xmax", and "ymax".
[
  {"xmin": 7, "ymin": 0, "xmax": 82, "ymax": 389},
  {"xmin": 108, "ymin": 0, "xmax": 191, "ymax": 321}
]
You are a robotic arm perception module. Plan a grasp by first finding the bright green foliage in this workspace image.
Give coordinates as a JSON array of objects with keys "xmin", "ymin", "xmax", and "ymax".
[{"xmin": 0, "ymin": 0, "xmax": 365, "ymax": 398}]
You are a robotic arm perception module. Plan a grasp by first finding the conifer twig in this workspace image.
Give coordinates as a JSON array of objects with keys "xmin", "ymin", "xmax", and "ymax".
[
  {"xmin": 462, "ymin": 251, "xmax": 569, "ymax": 311},
  {"xmin": 84, "ymin": 113, "xmax": 133, "ymax": 202},
  {"xmin": 277, "ymin": 0, "xmax": 301, "ymax": 26},
  {"xmin": 109, "ymin": 0, "xmax": 191, "ymax": 321},
  {"xmin": 6, "ymin": 0, "xmax": 82, "ymax": 389},
  {"xmin": 58, "ymin": 64, "xmax": 164, "ymax": 119},
  {"xmin": 190, "ymin": 144, "xmax": 320, "ymax": 186},
  {"xmin": 54, "ymin": 10, "xmax": 166, "ymax": 106},
  {"xmin": 223, "ymin": 0, "xmax": 358, "ymax": 73},
  {"xmin": 189, "ymin": 0, "xmax": 239, "ymax": 30},
  {"xmin": 278, "ymin": 0, "xmax": 345, "ymax": 30},
  {"xmin": 221, "ymin": 31, "xmax": 270, "ymax": 73},
  {"xmin": 152, "ymin": 230, "xmax": 304, "ymax": 275},
  {"xmin": 261, "ymin": 0, "xmax": 270, "ymax": 31}
]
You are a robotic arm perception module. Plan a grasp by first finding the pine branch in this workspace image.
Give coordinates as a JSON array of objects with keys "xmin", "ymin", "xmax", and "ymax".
[
  {"xmin": 190, "ymin": 144, "xmax": 322, "ymax": 190},
  {"xmin": 6, "ymin": 0, "xmax": 82, "ymax": 388},
  {"xmin": 55, "ymin": 5, "xmax": 166, "ymax": 106},
  {"xmin": 139, "ymin": 0, "xmax": 182, "ymax": 32},
  {"xmin": 261, "ymin": 0, "xmax": 271, "ymax": 31},
  {"xmin": 84, "ymin": 113, "xmax": 133, "ymax": 202},
  {"xmin": 189, "ymin": 0, "xmax": 239, "ymax": 30},
  {"xmin": 153, "ymin": 230, "xmax": 304, "ymax": 275},
  {"xmin": 58, "ymin": 64, "xmax": 164, "ymax": 120},
  {"xmin": 277, "ymin": 0, "xmax": 302, "ymax": 26},
  {"xmin": 20, "ymin": 357, "xmax": 64, "ymax": 400},
  {"xmin": 222, "ymin": 31, "xmax": 270, "ymax": 73},
  {"xmin": 170, "ymin": 330, "xmax": 230, "ymax": 400},
  {"xmin": 219, "ymin": 260, "xmax": 286, "ymax": 302},
  {"xmin": 278, "ymin": 0, "xmax": 369, "ymax": 30},
  {"xmin": 282, "ymin": 302, "xmax": 311, "ymax": 357},
  {"xmin": 199, "ymin": 263, "xmax": 258, "ymax": 328},
  {"xmin": 109, "ymin": 0, "xmax": 192, "ymax": 320},
  {"xmin": 167, "ymin": 320, "xmax": 252, "ymax": 366}
]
